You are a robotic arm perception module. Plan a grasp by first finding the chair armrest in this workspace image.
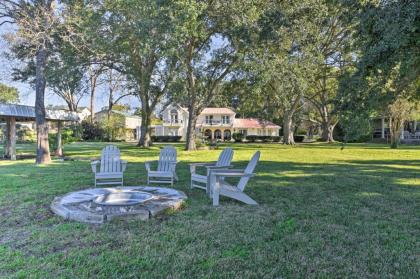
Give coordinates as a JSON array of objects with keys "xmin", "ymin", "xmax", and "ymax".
[
  {"xmin": 91, "ymin": 160, "xmax": 99, "ymax": 173},
  {"xmin": 210, "ymin": 169, "xmax": 255, "ymax": 178},
  {"xmin": 213, "ymin": 172, "xmax": 254, "ymax": 178},
  {"xmin": 145, "ymin": 160, "xmax": 158, "ymax": 172},
  {"xmin": 190, "ymin": 162, "xmax": 215, "ymax": 174},
  {"xmin": 189, "ymin": 162, "xmax": 216, "ymax": 167},
  {"xmin": 121, "ymin": 160, "xmax": 128, "ymax": 172},
  {"xmin": 205, "ymin": 164, "xmax": 232, "ymax": 175}
]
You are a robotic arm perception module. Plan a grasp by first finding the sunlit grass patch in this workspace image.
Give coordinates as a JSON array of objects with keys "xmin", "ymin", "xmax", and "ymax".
[{"xmin": 0, "ymin": 142, "xmax": 419, "ymax": 278}]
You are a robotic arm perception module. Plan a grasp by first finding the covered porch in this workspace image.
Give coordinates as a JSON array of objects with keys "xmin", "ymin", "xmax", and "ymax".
[
  {"xmin": 202, "ymin": 128, "xmax": 232, "ymax": 141},
  {"xmin": 0, "ymin": 104, "xmax": 79, "ymax": 160},
  {"xmin": 372, "ymin": 116, "xmax": 420, "ymax": 143}
]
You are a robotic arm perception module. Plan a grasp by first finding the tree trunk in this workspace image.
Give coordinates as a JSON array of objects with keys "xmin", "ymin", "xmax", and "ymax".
[
  {"xmin": 321, "ymin": 120, "xmax": 335, "ymax": 143},
  {"xmin": 185, "ymin": 104, "xmax": 198, "ymax": 151},
  {"xmin": 138, "ymin": 108, "xmax": 152, "ymax": 147},
  {"xmin": 283, "ymin": 112, "xmax": 295, "ymax": 145},
  {"xmin": 389, "ymin": 117, "xmax": 402, "ymax": 149},
  {"xmin": 89, "ymin": 75, "xmax": 97, "ymax": 123},
  {"xmin": 35, "ymin": 48, "xmax": 51, "ymax": 164}
]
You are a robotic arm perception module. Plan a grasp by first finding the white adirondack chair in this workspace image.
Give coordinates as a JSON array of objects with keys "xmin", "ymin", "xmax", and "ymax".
[
  {"xmin": 91, "ymin": 145, "xmax": 127, "ymax": 187},
  {"xmin": 190, "ymin": 147, "xmax": 233, "ymax": 193},
  {"xmin": 145, "ymin": 146, "xmax": 178, "ymax": 185},
  {"xmin": 209, "ymin": 151, "xmax": 260, "ymax": 206}
]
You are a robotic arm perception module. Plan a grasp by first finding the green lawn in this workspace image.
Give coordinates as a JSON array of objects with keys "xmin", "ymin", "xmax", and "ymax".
[{"xmin": 0, "ymin": 142, "xmax": 419, "ymax": 278}]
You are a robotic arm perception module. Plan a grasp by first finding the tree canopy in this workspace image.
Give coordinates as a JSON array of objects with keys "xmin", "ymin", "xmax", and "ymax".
[{"xmin": 0, "ymin": 83, "xmax": 20, "ymax": 104}]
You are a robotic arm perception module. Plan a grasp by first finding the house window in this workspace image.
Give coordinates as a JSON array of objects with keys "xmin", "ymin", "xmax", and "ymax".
[
  {"xmin": 170, "ymin": 109, "xmax": 178, "ymax": 123},
  {"xmin": 239, "ymin": 129, "xmax": 247, "ymax": 136},
  {"xmin": 205, "ymin": 115, "xmax": 213, "ymax": 124},
  {"xmin": 222, "ymin": 115, "xmax": 230, "ymax": 124}
]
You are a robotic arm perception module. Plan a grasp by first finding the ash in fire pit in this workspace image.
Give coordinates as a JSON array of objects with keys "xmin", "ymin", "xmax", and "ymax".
[
  {"xmin": 51, "ymin": 186, "xmax": 187, "ymax": 224},
  {"xmin": 94, "ymin": 190, "xmax": 153, "ymax": 206}
]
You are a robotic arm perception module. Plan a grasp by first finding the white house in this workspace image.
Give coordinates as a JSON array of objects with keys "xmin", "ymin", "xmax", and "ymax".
[
  {"xmin": 95, "ymin": 110, "xmax": 142, "ymax": 140},
  {"xmin": 154, "ymin": 104, "xmax": 280, "ymax": 141}
]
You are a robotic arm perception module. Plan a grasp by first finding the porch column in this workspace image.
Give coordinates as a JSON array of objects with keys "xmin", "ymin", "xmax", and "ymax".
[
  {"xmin": 414, "ymin": 120, "xmax": 418, "ymax": 132},
  {"xmin": 6, "ymin": 117, "xmax": 16, "ymax": 160},
  {"xmin": 221, "ymin": 129, "xmax": 225, "ymax": 141},
  {"xmin": 55, "ymin": 121, "xmax": 63, "ymax": 157},
  {"xmin": 381, "ymin": 117, "xmax": 385, "ymax": 139},
  {"xmin": 4, "ymin": 118, "xmax": 10, "ymax": 158},
  {"xmin": 211, "ymin": 130, "xmax": 214, "ymax": 140}
]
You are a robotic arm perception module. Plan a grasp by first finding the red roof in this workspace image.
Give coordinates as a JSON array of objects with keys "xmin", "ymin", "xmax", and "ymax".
[
  {"xmin": 201, "ymin": 107, "xmax": 235, "ymax": 115},
  {"xmin": 233, "ymin": 118, "xmax": 280, "ymax": 129}
]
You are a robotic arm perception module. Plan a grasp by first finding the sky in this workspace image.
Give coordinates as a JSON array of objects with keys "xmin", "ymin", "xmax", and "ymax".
[{"xmin": 0, "ymin": 25, "xmax": 140, "ymax": 112}]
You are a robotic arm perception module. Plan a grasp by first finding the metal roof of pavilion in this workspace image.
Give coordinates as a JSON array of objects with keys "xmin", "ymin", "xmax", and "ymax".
[{"xmin": 0, "ymin": 103, "xmax": 79, "ymax": 121}]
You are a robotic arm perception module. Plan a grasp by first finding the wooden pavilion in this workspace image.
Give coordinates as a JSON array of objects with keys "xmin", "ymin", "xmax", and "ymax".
[{"xmin": 0, "ymin": 103, "xmax": 79, "ymax": 160}]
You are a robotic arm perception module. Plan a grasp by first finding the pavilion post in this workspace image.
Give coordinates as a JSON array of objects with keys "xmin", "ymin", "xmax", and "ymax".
[
  {"xmin": 4, "ymin": 118, "xmax": 10, "ymax": 158},
  {"xmin": 381, "ymin": 117, "xmax": 385, "ymax": 139},
  {"xmin": 7, "ymin": 117, "xmax": 16, "ymax": 160},
  {"xmin": 55, "ymin": 121, "xmax": 63, "ymax": 157}
]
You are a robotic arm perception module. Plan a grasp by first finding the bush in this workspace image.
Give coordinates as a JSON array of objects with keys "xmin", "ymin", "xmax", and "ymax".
[
  {"xmin": 245, "ymin": 135, "xmax": 257, "ymax": 142},
  {"xmin": 81, "ymin": 121, "xmax": 105, "ymax": 141},
  {"xmin": 16, "ymin": 127, "xmax": 36, "ymax": 143},
  {"xmin": 271, "ymin": 136, "xmax": 281, "ymax": 142},
  {"xmin": 232, "ymin": 133, "xmax": 245, "ymax": 142},
  {"xmin": 62, "ymin": 127, "xmax": 80, "ymax": 143},
  {"xmin": 151, "ymin": 136, "xmax": 182, "ymax": 142},
  {"xmin": 245, "ymin": 135, "xmax": 280, "ymax": 142},
  {"xmin": 294, "ymin": 135, "xmax": 305, "ymax": 142}
]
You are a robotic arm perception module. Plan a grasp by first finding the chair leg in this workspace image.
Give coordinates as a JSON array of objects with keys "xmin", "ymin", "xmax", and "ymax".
[{"xmin": 212, "ymin": 178, "xmax": 220, "ymax": 206}]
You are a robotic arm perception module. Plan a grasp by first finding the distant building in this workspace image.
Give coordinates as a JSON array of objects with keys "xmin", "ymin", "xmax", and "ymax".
[
  {"xmin": 48, "ymin": 105, "xmax": 92, "ymax": 122},
  {"xmin": 154, "ymin": 103, "xmax": 280, "ymax": 141},
  {"xmin": 95, "ymin": 109, "xmax": 142, "ymax": 141}
]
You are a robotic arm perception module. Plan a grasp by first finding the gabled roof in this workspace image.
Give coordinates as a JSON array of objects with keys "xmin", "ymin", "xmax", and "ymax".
[
  {"xmin": 0, "ymin": 103, "xmax": 79, "ymax": 121},
  {"xmin": 233, "ymin": 118, "xmax": 280, "ymax": 129},
  {"xmin": 164, "ymin": 103, "xmax": 188, "ymax": 114},
  {"xmin": 96, "ymin": 109, "xmax": 141, "ymax": 119},
  {"xmin": 201, "ymin": 107, "xmax": 235, "ymax": 115}
]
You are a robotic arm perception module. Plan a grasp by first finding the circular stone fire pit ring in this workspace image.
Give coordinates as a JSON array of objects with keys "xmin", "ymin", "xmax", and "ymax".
[{"xmin": 51, "ymin": 186, "xmax": 187, "ymax": 224}]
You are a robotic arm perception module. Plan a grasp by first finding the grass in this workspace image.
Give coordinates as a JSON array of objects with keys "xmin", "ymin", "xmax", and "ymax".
[{"xmin": 0, "ymin": 142, "xmax": 419, "ymax": 278}]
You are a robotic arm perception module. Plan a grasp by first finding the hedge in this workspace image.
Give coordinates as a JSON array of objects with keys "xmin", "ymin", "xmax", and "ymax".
[
  {"xmin": 245, "ymin": 135, "xmax": 281, "ymax": 142},
  {"xmin": 151, "ymin": 136, "xmax": 182, "ymax": 142}
]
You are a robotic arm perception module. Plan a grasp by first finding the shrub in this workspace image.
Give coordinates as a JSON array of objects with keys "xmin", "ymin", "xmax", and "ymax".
[
  {"xmin": 271, "ymin": 136, "xmax": 281, "ymax": 142},
  {"xmin": 151, "ymin": 136, "xmax": 182, "ymax": 142},
  {"xmin": 16, "ymin": 127, "xmax": 36, "ymax": 143},
  {"xmin": 246, "ymin": 135, "xmax": 257, "ymax": 142},
  {"xmin": 62, "ymin": 127, "xmax": 80, "ymax": 143},
  {"xmin": 232, "ymin": 133, "xmax": 245, "ymax": 142},
  {"xmin": 294, "ymin": 135, "xmax": 305, "ymax": 142},
  {"xmin": 245, "ymin": 135, "xmax": 280, "ymax": 142},
  {"xmin": 81, "ymin": 120, "xmax": 105, "ymax": 141}
]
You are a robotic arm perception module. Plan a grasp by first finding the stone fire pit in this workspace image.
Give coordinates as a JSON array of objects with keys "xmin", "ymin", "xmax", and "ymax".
[{"xmin": 51, "ymin": 186, "xmax": 187, "ymax": 224}]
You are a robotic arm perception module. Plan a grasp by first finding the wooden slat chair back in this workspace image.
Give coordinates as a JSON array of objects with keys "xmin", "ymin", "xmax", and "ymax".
[
  {"xmin": 145, "ymin": 146, "xmax": 178, "ymax": 185},
  {"xmin": 209, "ymin": 151, "xmax": 261, "ymax": 206},
  {"xmin": 190, "ymin": 147, "xmax": 234, "ymax": 192},
  {"xmin": 238, "ymin": 151, "xmax": 260, "ymax": 191},
  {"xmin": 91, "ymin": 145, "xmax": 127, "ymax": 187},
  {"xmin": 215, "ymin": 148, "xmax": 234, "ymax": 167},
  {"xmin": 100, "ymin": 145, "xmax": 122, "ymax": 173},
  {"xmin": 157, "ymin": 146, "xmax": 177, "ymax": 172}
]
